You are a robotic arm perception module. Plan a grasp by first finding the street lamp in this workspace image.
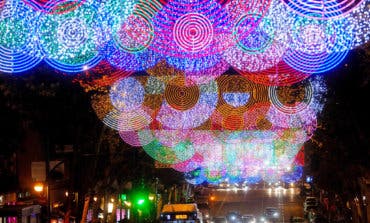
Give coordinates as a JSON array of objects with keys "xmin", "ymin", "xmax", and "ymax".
[{"xmin": 34, "ymin": 182, "xmax": 44, "ymax": 193}]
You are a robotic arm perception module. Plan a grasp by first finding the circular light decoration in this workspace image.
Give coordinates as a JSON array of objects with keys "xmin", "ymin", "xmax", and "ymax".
[
  {"xmin": 212, "ymin": 74, "xmax": 269, "ymax": 130},
  {"xmin": 184, "ymin": 168, "xmax": 206, "ymax": 185},
  {"xmin": 101, "ymin": 0, "xmax": 152, "ymax": 53},
  {"xmin": 266, "ymin": 75, "xmax": 326, "ymax": 129},
  {"xmin": 172, "ymin": 152, "xmax": 204, "ymax": 172},
  {"xmin": 346, "ymin": 0, "xmax": 370, "ymax": 48},
  {"xmin": 119, "ymin": 130, "xmax": 146, "ymax": 147},
  {"xmin": 283, "ymin": 16, "xmax": 353, "ymax": 74},
  {"xmin": 108, "ymin": 77, "xmax": 154, "ymax": 131},
  {"xmin": 224, "ymin": 1, "xmax": 295, "ymax": 73},
  {"xmin": 102, "ymin": 107, "xmax": 153, "ymax": 131},
  {"xmin": 166, "ymin": 53, "xmax": 223, "ymax": 73},
  {"xmin": 23, "ymin": 0, "xmax": 86, "ymax": 14},
  {"xmin": 142, "ymin": 139, "xmax": 195, "ymax": 164},
  {"xmin": 110, "ymin": 77, "xmax": 145, "ymax": 111},
  {"xmin": 153, "ymin": 129, "xmax": 191, "ymax": 147},
  {"xmin": 156, "ymin": 76, "xmax": 218, "ymax": 129},
  {"xmin": 38, "ymin": 1, "xmax": 103, "ymax": 72},
  {"xmin": 150, "ymin": 0, "xmax": 234, "ymax": 58},
  {"xmin": 105, "ymin": 40, "xmax": 161, "ymax": 71},
  {"xmin": 233, "ymin": 14, "xmax": 274, "ymax": 54},
  {"xmin": 268, "ymin": 79, "xmax": 313, "ymax": 114},
  {"xmin": 173, "ymin": 12, "xmax": 213, "ymax": 53},
  {"xmin": 282, "ymin": 0, "xmax": 364, "ymax": 19},
  {"xmin": 0, "ymin": 0, "xmax": 43, "ymax": 73},
  {"xmin": 225, "ymin": 0, "xmax": 272, "ymax": 25},
  {"xmin": 183, "ymin": 58, "xmax": 230, "ymax": 85}
]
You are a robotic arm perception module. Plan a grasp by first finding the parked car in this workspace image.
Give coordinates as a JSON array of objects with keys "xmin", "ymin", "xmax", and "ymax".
[
  {"xmin": 226, "ymin": 211, "xmax": 242, "ymax": 223},
  {"xmin": 263, "ymin": 207, "xmax": 280, "ymax": 222},
  {"xmin": 241, "ymin": 214, "xmax": 256, "ymax": 223}
]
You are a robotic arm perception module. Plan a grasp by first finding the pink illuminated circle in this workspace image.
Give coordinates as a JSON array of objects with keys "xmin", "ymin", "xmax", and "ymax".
[{"xmin": 173, "ymin": 13, "xmax": 213, "ymax": 52}]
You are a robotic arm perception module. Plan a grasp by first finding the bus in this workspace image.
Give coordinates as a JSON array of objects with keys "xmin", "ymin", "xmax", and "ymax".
[{"xmin": 160, "ymin": 203, "xmax": 203, "ymax": 223}]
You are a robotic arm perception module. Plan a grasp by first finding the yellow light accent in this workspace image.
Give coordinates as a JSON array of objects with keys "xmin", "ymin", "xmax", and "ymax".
[
  {"xmin": 34, "ymin": 183, "xmax": 44, "ymax": 192},
  {"xmin": 176, "ymin": 215, "xmax": 188, "ymax": 219}
]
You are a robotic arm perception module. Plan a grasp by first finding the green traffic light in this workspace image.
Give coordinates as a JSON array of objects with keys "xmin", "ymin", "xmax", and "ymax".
[{"xmin": 137, "ymin": 198, "xmax": 145, "ymax": 205}]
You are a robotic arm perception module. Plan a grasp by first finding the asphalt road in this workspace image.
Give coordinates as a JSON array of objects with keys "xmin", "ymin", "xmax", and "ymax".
[{"xmin": 198, "ymin": 187, "xmax": 305, "ymax": 223}]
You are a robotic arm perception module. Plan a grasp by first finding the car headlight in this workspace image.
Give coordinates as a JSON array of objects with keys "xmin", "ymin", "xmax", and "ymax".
[{"xmin": 273, "ymin": 212, "xmax": 279, "ymax": 217}]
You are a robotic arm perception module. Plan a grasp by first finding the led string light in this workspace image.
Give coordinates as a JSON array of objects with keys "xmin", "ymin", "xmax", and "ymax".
[
  {"xmin": 172, "ymin": 152, "xmax": 204, "ymax": 172},
  {"xmin": 23, "ymin": 0, "xmax": 87, "ymax": 14},
  {"xmin": 38, "ymin": 1, "xmax": 103, "ymax": 72},
  {"xmin": 224, "ymin": 1, "xmax": 294, "ymax": 73},
  {"xmin": 212, "ymin": 75, "xmax": 270, "ymax": 130},
  {"xmin": 236, "ymin": 60, "xmax": 310, "ymax": 87},
  {"xmin": 283, "ymin": 15, "xmax": 354, "ymax": 74},
  {"xmin": 142, "ymin": 138, "xmax": 195, "ymax": 164},
  {"xmin": 150, "ymin": 0, "xmax": 234, "ymax": 59},
  {"xmin": 282, "ymin": 0, "xmax": 364, "ymax": 19},
  {"xmin": 266, "ymin": 75, "xmax": 325, "ymax": 130},
  {"xmin": 268, "ymin": 79, "xmax": 313, "ymax": 114},
  {"xmin": 345, "ymin": 0, "xmax": 370, "ymax": 48},
  {"xmin": 0, "ymin": 0, "xmax": 43, "ymax": 73},
  {"xmin": 72, "ymin": 60, "xmax": 133, "ymax": 92},
  {"xmin": 156, "ymin": 76, "xmax": 218, "ymax": 129}
]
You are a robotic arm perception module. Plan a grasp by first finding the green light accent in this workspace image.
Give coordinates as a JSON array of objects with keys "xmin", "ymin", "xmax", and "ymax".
[
  {"xmin": 0, "ymin": 18, "xmax": 28, "ymax": 49},
  {"xmin": 137, "ymin": 198, "xmax": 145, "ymax": 205},
  {"xmin": 120, "ymin": 194, "xmax": 127, "ymax": 201}
]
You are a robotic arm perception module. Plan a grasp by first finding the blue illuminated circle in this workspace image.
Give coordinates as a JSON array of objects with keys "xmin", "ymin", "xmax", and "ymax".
[
  {"xmin": 109, "ymin": 77, "xmax": 145, "ymax": 112},
  {"xmin": 38, "ymin": 1, "xmax": 103, "ymax": 73},
  {"xmin": 282, "ymin": 0, "xmax": 364, "ymax": 19},
  {"xmin": 0, "ymin": 0, "xmax": 42, "ymax": 73}
]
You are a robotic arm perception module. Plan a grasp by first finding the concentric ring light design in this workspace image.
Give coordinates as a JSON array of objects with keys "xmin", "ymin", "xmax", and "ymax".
[
  {"xmin": 150, "ymin": 0, "xmax": 234, "ymax": 59},
  {"xmin": 38, "ymin": 1, "xmax": 103, "ymax": 72},
  {"xmin": 156, "ymin": 77, "xmax": 218, "ymax": 129},
  {"xmin": 0, "ymin": 0, "xmax": 42, "ymax": 73}
]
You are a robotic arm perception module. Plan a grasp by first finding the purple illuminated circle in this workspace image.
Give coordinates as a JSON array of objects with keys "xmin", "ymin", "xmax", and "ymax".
[{"xmin": 173, "ymin": 13, "xmax": 213, "ymax": 52}]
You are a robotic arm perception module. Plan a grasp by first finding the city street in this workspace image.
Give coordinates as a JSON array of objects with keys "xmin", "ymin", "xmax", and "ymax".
[{"xmin": 200, "ymin": 186, "xmax": 304, "ymax": 222}]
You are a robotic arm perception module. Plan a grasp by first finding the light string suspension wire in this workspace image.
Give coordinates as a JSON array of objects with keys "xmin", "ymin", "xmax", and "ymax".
[
  {"xmin": 0, "ymin": 0, "xmax": 43, "ymax": 73},
  {"xmin": 37, "ymin": 0, "xmax": 103, "ymax": 72}
]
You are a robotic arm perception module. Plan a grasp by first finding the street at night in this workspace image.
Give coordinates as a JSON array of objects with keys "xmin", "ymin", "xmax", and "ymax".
[
  {"xmin": 202, "ymin": 187, "xmax": 304, "ymax": 222},
  {"xmin": 0, "ymin": 0, "xmax": 369, "ymax": 223}
]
